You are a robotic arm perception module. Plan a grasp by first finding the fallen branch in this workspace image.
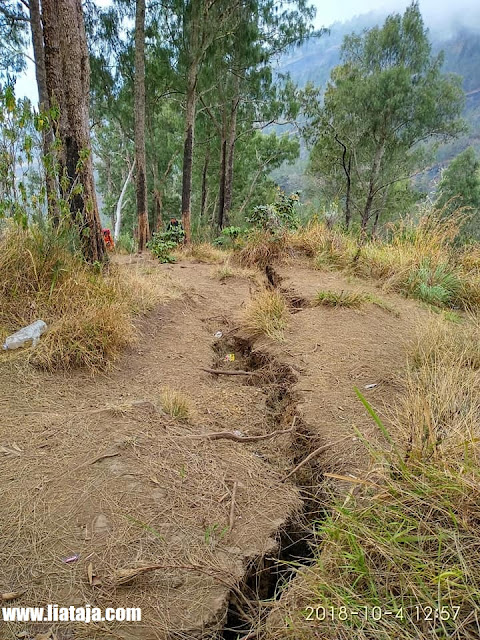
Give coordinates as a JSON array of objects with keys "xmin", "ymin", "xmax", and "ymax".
[
  {"xmin": 282, "ymin": 435, "xmax": 352, "ymax": 482},
  {"xmin": 229, "ymin": 481, "xmax": 238, "ymax": 530},
  {"xmin": 89, "ymin": 451, "xmax": 120, "ymax": 465},
  {"xmin": 179, "ymin": 421, "xmax": 296, "ymax": 444},
  {"xmin": 201, "ymin": 367, "xmax": 254, "ymax": 376}
]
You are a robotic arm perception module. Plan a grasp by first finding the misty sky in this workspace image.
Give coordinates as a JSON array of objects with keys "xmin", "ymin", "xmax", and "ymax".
[
  {"xmin": 14, "ymin": 0, "xmax": 480, "ymax": 103},
  {"xmin": 312, "ymin": 0, "xmax": 480, "ymax": 28}
]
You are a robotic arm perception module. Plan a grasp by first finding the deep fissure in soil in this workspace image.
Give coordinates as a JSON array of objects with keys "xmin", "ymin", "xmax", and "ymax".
[{"xmin": 211, "ymin": 319, "xmax": 324, "ymax": 639}]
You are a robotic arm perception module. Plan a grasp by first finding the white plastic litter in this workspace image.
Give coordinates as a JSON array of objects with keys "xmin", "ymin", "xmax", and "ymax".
[
  {"xmin": 214, "ymin": 331, "xmax": 223, "ymax": 338},
  {"xmin": 2, "ymin": 320, "xmax": 47, "ymax": 350},
  {"xmin": 364, "ymin": 383, "xmax": 378, "ymax": 390}
]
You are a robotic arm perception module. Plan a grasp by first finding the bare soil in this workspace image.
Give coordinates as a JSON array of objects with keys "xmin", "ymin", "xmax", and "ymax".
[{"xmin": 0, "ymin": 256, "xmax": 427, "ymax": 640}]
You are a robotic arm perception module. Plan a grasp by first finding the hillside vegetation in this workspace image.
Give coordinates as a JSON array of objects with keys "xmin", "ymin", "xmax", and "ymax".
[{"xmin": 1, "ymin": 1, "xmax": 480, "ymax": 639}]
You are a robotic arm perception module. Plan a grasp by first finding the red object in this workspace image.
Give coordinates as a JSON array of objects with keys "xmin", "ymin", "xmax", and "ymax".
[{"xmin": 103, "ymin": 228, "xmax": 114, "ymax": 250}]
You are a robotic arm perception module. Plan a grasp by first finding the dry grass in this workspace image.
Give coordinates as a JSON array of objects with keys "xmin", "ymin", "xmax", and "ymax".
[
  {"xmin": 313, "ymin": 289, "xmax": 397, "ymax": 314},
  {"xmin": 213, "ymin": 260, "xmax": 260, "ymax": 284},
  {"xmin": 0, "ymin": 226, "xmax": 180, "ymax": 372},
  {"xmin": 291, "ymin": 216, "xmax": 480, "ymax": 310},
  {"xmin": 266, "ymin": 315, "xmax": 480, "ymax": 640},
  {"xmin": 401, "ymin": 315, "xmax": 480, "ymax": 461},
  {"xmin": 173, "ymin": 242, "xmax": 228, "ymax": 264},
  {"xmin": 160, "ymin": 387, "xmax": 191, "ymax": 420},
  {"xmin": 235, "ymin": 230, "xmax": 290, "ymax": 268},
  {"xmin": 313, "ymin": 289, "xmax": 369, "ymax": 308},
  {"xmin": 242, "ymin": 289, "xmax": 288, "ymax": 341}
]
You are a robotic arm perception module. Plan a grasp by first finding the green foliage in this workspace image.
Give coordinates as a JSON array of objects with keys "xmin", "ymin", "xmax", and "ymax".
[
  {"xmin": 0, "ymin": 2, "xmax": 28, "ymax": 79},
  {"xmin": 212, "ymin": 226, "xmax": 243, "ymax": 247},
  {"xmin": 436, "ymin": 147, "xmax": 480, "ymax": 241},
  {"xmin": 147, "ymin": 233, "xmax": 177, "ymax": 263},
  {"xmin": 407, "ymin": 259, "xmax": 461, "ymax": 306},
  {"xmin": 148, "ymin": 220, "xmax": 185, "ymax": 262},
  {"xmin": 303, "ymin": 2, "xmax": 466, "ymax": 233},
  {"xmin": 0, "ymin": 85, "xmax": 41, "ymax": 226},
  {"xmin": 116, "ymin": 232, "xmax": 136, "ymax": 254},
  {"xmin": 246, "ymin": 190, "xmax": 300, "ymax": 232},
  {"xmin": 162, "ymin": 223, "xmax": 185, "ymax": 245}
]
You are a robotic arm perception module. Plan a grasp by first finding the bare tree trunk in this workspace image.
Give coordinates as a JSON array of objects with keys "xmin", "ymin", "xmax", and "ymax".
[
  {"xmin": 153, "ymin": 151, "xmax": 177, "ymax": 232},
  {"xmin": 345, "ymin": 154, "xmax": 352, "ymax": 229},
  {"xmin": 42, "ymin": 0, "xmax": 105, "ymax": 263},
  {"xmin": 224, "ymin": 79, "xmax": 239, "ymax": 220},
  {"xmin": 114, "ymin": 158, "xmax": 135, "ymax": 242},
  {"xmin": 135, "ymin": 0, "xmax": 149, "ymax": 252},
  {"xmin": 216, "ymin": 113, "xmax": 227, "ymax": 229},
  {"xmin": 371, "ymin": 186, "xmax": 390, "ymax": 238},
  {"xmin": 200, "ymin": 146, "xmax": 209, "ymax": 221},
  {"xmin": 334, "ymin": 134, "xmax": 352, "ymax": 229},
  {"xmin": 181, "ymin": 63, "xmax": 197, "ymax": 245},
  {"xmin": 362, "ymin": 141, "xmax": 386, "ymax": 234},
  {"xmin": 30, "ymin": 0, "xmax": 60, "ymax": 224}
]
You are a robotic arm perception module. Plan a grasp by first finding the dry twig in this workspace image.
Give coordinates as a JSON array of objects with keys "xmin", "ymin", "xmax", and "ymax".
[{"xmin": 282, "ymin": 435, "xmax": 351, "ymax": 482}]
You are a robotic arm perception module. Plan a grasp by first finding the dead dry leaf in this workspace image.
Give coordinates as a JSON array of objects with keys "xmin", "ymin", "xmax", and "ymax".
[
  {"xmin": 0, "ymin": 446, "xmax": 22, "ymax": 456},
  {"xmin": 1, "ymin": 590, "xmax": 25, "ymax": 601},
  {"xmin": 87, "ymin": 562, "xmax": 93, "ymax": 586}
]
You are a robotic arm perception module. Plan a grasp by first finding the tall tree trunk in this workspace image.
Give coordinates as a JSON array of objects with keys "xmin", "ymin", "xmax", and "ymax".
[
  {"xmin": 154, "ymin": 151, "xmax": 177, "ymax": 232},
  {"xmin": 345, "ymin": 154, "xmax": 352, "ymax": 229},
  {"xmin": 30, "ymin": 0, "xmax": 60, "ymax": 224},
  {"xmin": 42, "ymin": 0, "xmax": 105, "ymax": 263},
  {"xmin": 134, "ymin": 0, "xmax": 149, "ymax": 252},
  {"xmin": 181, "ymin": 62, "xmax": 197, "ymax": 244},
  {"xmin": 224, "ymin": 80, "xmax": 239, "ymax": 220},
  {"xmin": 114, "ymin": 158, "xmax": 135, "ymax": 242},
  {"xmin": 371, "ymin": 186, "xmax": 390, "ymax": 238},
  {"xmin": 334, "ymin": 134, "xmax": 352, "ymax": 230},
  {"xmin": 362, "ymin": 140, "xmax": 386, "ymax": 234},
  {"xmin": 200, "ymin": 146, "xmax": 210, "ymax": 221},
  {"xmin": 216, "ymin": 113, "xmax": 227, "ymax": 229}
]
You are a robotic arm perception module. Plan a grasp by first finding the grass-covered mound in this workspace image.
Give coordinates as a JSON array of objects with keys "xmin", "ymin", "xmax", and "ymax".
[
  {"xmin": 267, "ymin": 316, "xmax": 480, "ymax": 640},
  {"xmin": 289, "ymin": 215, "xmax": 480, "ymax": 310},
  {"xmin": 0, "ymin": 224, "xmax": 175, "ymax": 372}
]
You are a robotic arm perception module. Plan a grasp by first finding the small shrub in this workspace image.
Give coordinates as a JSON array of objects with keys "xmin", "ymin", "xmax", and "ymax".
[
  {"xmin": 212, "ymin": 226, "xmax": 243, "ymax": 248},
  {"xmin": 247, "ymin": 190, "xmax": 300, "ymax": 232},
  {"xmin": 148, "ymin": 233, "xmax": 177, "ymax": 263},
  {"xmin": 148, "ymin": 222, "xmax": 185, "ymax": 263},
  {"xmin": 115, "ymin": 232, "xmax": 136, "ymax": 254},
  {"xmin": 406, "ymin": 260, "xmax": 461, "ymax": 306},
  {"xmin": 161, "ymin": 387, "xmax": 190, "ymax": 420},
  {"xmin": 243, "ymin": 289, "xmax": 288, "ymax": 340}
]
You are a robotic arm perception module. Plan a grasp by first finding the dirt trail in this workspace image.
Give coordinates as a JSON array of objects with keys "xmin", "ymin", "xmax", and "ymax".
[{"xmin": 0, "ymin": 257, "xmax": 426, "ymax": 640}]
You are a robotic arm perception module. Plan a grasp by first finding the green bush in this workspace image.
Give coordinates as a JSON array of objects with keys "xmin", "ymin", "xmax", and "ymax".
[
  {"xmin": 147, "ymin": 233, "xmax": 177, "ymax": 263},
  {"xmin": 212, "ymin": 226, "xmax": 243, "ymax": 247},
  {"xmin": 407, "ymin": 260, "xmax": 461, "ymax": 306},
  {"xmin": 116, "ymin": 232, "xmax": 135, "ymax": 254},
  {"xmin": 246, "ymin": 190, "xmax": 300, "ymax": 233},
  {"xmin": 148, "ymin": 222, "xmax": 185, "ymax": 263}
]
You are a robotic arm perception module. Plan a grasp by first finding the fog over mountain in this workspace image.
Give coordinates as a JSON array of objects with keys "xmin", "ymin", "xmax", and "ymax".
[
  {"xmin": 272, "ymin": 1, "xmax": 480, "ymax": 193},
  {"xmin": 312, "ymin": 0, "xmax": 480, "ymax": 34}
]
